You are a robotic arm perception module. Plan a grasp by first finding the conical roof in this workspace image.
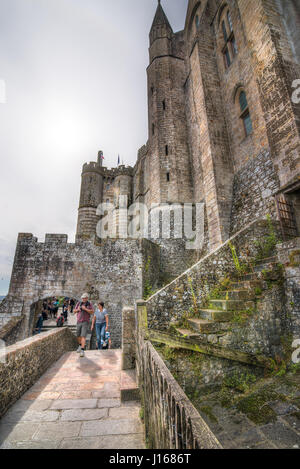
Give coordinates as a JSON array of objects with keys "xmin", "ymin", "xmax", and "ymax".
[{"xmin": 150, "ymin": 1, "xmax": 172, "ymax": 32}]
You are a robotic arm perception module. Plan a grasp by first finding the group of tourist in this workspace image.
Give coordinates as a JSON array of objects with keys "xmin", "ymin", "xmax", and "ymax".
[
  {"xmin": 34, "ymin": 293, "xmax": 111, "ymax": 357},
  {"xmin": 75, "ymin": 293, "xmax": 111, "ymax": 358}
]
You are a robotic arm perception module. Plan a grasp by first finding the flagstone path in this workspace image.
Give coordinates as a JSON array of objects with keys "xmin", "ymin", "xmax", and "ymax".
[{"xmin": 0, "ymin": 350, "xmax": 145, "ymax": 449}]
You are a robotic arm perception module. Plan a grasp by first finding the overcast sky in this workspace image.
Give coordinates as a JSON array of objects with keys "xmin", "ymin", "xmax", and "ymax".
[{"xmin": 0, "ymin": 0, "xmax": 188, "ymax": 295}]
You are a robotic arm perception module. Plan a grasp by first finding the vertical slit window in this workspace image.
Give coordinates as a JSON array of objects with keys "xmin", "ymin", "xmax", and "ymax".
[
  {"xmin": 227, "ymin": 11, "xmax": 233, "ymax": 32},
  {"xmin": 239, "ymin": 91, "xmax": 253, "ymax": 137}
]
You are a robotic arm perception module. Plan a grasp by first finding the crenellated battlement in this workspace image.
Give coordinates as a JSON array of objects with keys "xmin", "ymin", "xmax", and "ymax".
[
  {"xmin": 82, "ymin": 162, "xmax": 102, "ymax": 174},
  {"xmin": 82, "ymin": 161, "xmax": 133, "ymax": 179}
]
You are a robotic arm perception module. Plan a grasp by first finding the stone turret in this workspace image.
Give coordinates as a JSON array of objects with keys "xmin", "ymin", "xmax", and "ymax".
[
  {"xmin": 147, "ymin": 1, "xmax": 193, "ymax": 205},
  {"xmin": 76, "ymin": 151, "xmax": 104, "ymax": 241},
  {"xmin": 149, "ymin": 0, "xmax": 173, "ymax": 62}
]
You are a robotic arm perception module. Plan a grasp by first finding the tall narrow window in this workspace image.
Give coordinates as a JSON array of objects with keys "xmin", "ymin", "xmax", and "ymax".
[
  {"xmin": 162, "ymin": 100, "xmax": 166, "ymax": 111},
  {"xmin": 221, "ymin": 9, "xmax": 238, "ymax": 69},
  {"xmin": 227, "ymin": 11, "xmax": 233, "ymax": 32},
  {"xmin": 222, "ymin": 21, "xmax": 228, "ymax": 42},
  {"xmin": 239, "ymin": 91, "xmax": 253, "ymax": 137},
  {"xmin": 195, "ymin": 15, "xmax": 200, "ymax": 30},
  {"xmin": 165, "ymin": 145, "xmax": 169, "ymax": 156},
  {"xmin": 166, "ymin": 173, "xmax": 170, "ymax": 182},
  {"xmin": 224, "ymin": 48, "xmax": 231, "ymax": 68},
  {"xmin": 152, "ymin": 124, "xmax": 155, "ymax": 135}
]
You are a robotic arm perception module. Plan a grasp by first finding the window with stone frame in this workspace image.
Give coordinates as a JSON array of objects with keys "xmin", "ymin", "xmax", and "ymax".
[
  {"xmin": 220, "ymin": 8, "xmax": 238, "ymax": 70},
  {"xmin": 239, "ymin": 90, "xmax": 253, "ymax": 137}
]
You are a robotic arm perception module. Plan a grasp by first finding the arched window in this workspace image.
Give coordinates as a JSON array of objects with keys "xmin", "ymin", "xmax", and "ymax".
[
  {"xmin": 239, "ymin": 91, "xmax": 253, "ymax": 137},
  {"xmin": 220, "ymin": 7, "xmax": 238, "ymax": 69}
]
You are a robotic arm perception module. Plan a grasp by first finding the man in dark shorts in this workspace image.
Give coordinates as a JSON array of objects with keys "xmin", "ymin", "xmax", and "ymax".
[{"xmin": 74, "ymin": 293, "xmax": 94, "ymax": 358}]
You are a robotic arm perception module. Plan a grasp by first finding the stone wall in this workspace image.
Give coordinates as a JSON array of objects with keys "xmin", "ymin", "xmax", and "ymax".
[
  {"xmin": 277, "ymin": 238, "xmax": 300, "ymax": 340},
  {"xmin": 0, "ymin": 328, "xmax": 77, "ymax": 419},
  {"xmin": 0, "ymin": 234, "xmax": 157, "ymax": 348},
  {"xmin": 135, "ymin": 301, "xmax": 222, "ymax": 449},
  {"xmin": 230, "ymin": 150, "xmax": 280, "ymax": 234},
  {"xmin": 0, "ymin": 316, "xmax": 26, "ymax": 347},
  {"xmin": 146, "ymin": 219, "xmax": 278, "ymax": 330},
  {"xmin": 144, "ymin": 219, "xmax": 289, "ymax": 357}
]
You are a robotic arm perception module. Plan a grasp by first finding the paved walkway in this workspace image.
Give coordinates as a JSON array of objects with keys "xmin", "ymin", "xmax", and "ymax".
[{"xmin": 0, "ymin": 350, "xmax": 145, "ymax": 449}]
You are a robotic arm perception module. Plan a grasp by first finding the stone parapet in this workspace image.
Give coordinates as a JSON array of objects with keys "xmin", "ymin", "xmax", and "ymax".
[{"xmin": 0, "ymin": 328, "xmax": 77, "ymax": 419}]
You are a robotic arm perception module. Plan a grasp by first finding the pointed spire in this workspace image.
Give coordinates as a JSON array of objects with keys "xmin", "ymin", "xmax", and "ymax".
[{"xmin": 150, "ymin": 0, "xmax": 172, "ymax": 33}]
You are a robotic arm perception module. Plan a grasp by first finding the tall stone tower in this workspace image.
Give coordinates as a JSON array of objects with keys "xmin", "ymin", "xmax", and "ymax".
[
  {"xmin": 147, "ymin": 1, "xmax": 193, "ymax": 205},
  {"xmin": 76, "ymin": 151, "xmax": 104, "ymax": 241}
]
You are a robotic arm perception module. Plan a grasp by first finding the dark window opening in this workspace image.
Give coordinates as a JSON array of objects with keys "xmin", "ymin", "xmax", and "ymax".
[
  {"xmin": 151, "ymin": 86, "xmax": 154, "ymax": 95},
  {"xmin": 242, "ymin": 111, "xmax": 253, "ymax": 136},
  {"xmin": 162, "ymin": 100, "xmax": 166, "ymax": 111},
  {"xmin": 223, "ymin": 47, "xmax": 231, "ymax": 68},
  {"xmin": 166, "ymin": 173, "xmax": 170, "ymax": 182},
  {"xmin": 239, "ymin": 91, "xmax": 253, "ymax": 137},
  {"xmin": 239, "ymin": 91, "xmax": 248, "ymax": 112},
  {"xmin": 230, "ymin": 36, "xmax": 238, "ymax": 56},
  {"xmin": 221, "ymin": 9, "xmax": 237, "ymax": 70},
  {"xmin": 165, "ymin": 145, "xmax": 169, "ymax": 156},
  {"xmin": 152, "ymin": 124, "xmax": 155, "ymax": 135},
  {"xmin": 222, "ymin": 21, "xmax": 228, "ymax": 42}
]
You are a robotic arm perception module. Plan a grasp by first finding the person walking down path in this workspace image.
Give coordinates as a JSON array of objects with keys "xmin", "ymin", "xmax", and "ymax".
[
  {"xmin": 34, "ymin": 313, "xmax": 43, "ymax": 335},
  {"xmin": 74, "ymin": 293, "xmax": 94, "ymax": 358},
  {"xmin": 91, "ymin": 302, "xmax": 109, "ymax": 350}
]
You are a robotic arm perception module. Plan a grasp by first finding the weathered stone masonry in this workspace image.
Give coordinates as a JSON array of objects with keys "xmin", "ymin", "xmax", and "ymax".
[{"xmin": 0, "ymin": 234, "xmax": 160, "ymax": 348}]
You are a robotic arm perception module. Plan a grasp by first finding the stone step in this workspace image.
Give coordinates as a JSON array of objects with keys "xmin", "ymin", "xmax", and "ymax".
[
  {"xmin": 209, "ymin": 299, "xmax": 255, "ymax": 312},
  {"xmin": 254, "ymin": 262, "xmax": 276, "ymax": 273},
  {"xmin": 217, "ymin": 290, "xmax": 255, "ymax": 301},
  {"xmin": 257, "ymin": 256, "xmax": 277, "ymax": 264},
  {"xmin": 230, "ymin": 280, "xmax": 263, "ymax": 290},
  {"xmin": 187, "ymin": 318, "xmax": 230, "ymax": 334},
  {"xmin": 176, "ymin": 328, "xmax": 201, "ymax": 339},
  {"xmin": 240, "ymin": 273, "xmax": 258, "ymax": 281},
  {"xmin": 120, "ymin": 370, "xmax": 140, "ymax": 403},
  {"xmin": 198, "ymin": 309, "xmax": 234, "ymax": 322}
]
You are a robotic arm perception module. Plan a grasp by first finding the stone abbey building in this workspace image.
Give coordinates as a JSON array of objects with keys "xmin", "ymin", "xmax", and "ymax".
[{"xmin": 1, "ymin": 0, "xmax": 300, "ymax": 348}]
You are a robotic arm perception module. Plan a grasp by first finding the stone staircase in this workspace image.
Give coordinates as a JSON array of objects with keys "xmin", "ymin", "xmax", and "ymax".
[{"xmin": 176, "ymin": 256, "xmax": 278, "ymax": 344}]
